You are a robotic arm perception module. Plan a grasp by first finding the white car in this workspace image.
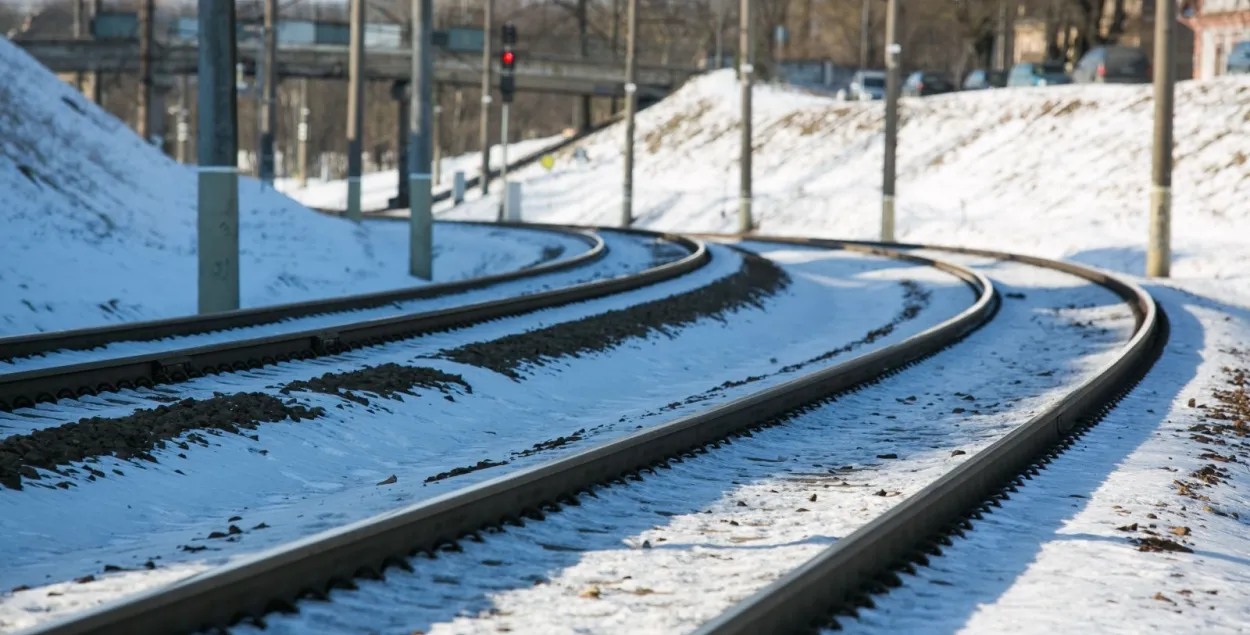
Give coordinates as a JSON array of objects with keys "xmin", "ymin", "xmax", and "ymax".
[{"xmin": 846, "ymin": 70, "xmax": 887, "ymax": 101}]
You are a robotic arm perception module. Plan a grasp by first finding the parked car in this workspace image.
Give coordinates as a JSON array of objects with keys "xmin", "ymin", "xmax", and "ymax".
[
  {"xmin": 902, "ymin": 71, "xmax": 956, "ymax": 97},
  {"xmin": 1006, "ymin": 61, "xmax": 1073, "ymax": 87},
  {"xmin": 1228, "ymin": 41, "xmax": 1250, "ymax": 75},
  {"xmin": 843, "ymin": 69, "xmax": 887, "ymax": 100},
  {"xmin": 1072, "ymin": 45, "xmax": 1151, "ymax": 83},
  {"xmin": 962, "ymin": 68, "xmax": 1008, "ymax": 90}
]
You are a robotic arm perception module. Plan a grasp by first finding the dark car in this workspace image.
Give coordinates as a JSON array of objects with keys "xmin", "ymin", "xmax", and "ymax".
[
  {"xmin": 1229, "ymin": 41, "xmax": 1250, "ymax": 75},
  {"xmin": 1072, "ymin": 45, "xmax": 1151, "ymax": 83},
  {"xmin": 1006, "ymin": 61, "xmax": 1073, "ymax": 87},
  {"xmin": 963, "ymin": 68, "xmax": 1008, "ymax": 90},
  {"xmin": 902, "ymin": 71, "xmax": 956, "ymax": 97}
]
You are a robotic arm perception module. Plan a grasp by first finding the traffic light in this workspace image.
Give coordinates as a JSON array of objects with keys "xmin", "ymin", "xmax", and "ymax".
[{"xmin": 500, "ymin": 23, "xmax": 517, "ymax": 103}]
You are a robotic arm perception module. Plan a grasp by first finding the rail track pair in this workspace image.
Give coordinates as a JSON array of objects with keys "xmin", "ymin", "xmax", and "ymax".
[{"xmin": 5, "ymin": 225, "xmax": 1164, "ymax": 635}]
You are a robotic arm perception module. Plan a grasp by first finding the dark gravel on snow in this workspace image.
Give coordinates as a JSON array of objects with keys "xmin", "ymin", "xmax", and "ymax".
[
  {"xmin": 441, "ymin": 249, "xmax": 791, "ymax": 379},
  {"xmin": 279, "ymin": 363, "xmax": 471, "ymax": 406},
  {"xmin": 0, "ymin": 394, "xmax": 324, "ymax": 490}
]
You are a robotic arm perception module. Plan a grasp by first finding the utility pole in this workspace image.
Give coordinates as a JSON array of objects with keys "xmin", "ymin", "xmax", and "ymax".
[
  {"xmin": 610, "ymin": 0, "xmax": 620, "ymax": 112},
  {"xmin": 882, "ymin": 0, "xmax": 900, "ymax": 242},
  {"xmin": 87, "ymin": 0, "xmax": 103, "ymax": 104},
  {"xmin": 197, "ymin": 0, "xmax": 240, "ymax": 314},
  {"xmin": 714, "ymin": 0, "xmax": 724, "ymax": 69},
  {"xmin": 298, "ymin": 79, "xmax": 310, "ymax": 187},
  {"xmin": 346, "ymin": 0, "xmax": 366, "ymax": 222},
  {"xmin": 738, "ymin": 0, "xmax": 753, "ymax": 234},
  {"xmin": 622, "ymin": 0, "xmax": 638, "ymax": 227},
  {"xmin": 860, "ymin": 0, "xmax": 871, "ymax": 69},
  {"xmin": 479, "ymin": 0, "xmax": 494, "ymax": 197},
  {"xmin": 259, "ymin": 0, "xmax": 278, "ymax": 185},
  {"xmin": 176, "ymin": 74, "xmax": 190, "ymax": 164},
  {"xmin": 137, "ymin": 0, "xmax": 154, "ymax": 142},
  {"xmin": 1147, "ymin": 0, "xmax": 1174, "ymax": 277},
  {"xmin": 410, "ymin": 0, "xmax": 434, "ymax": 280},
  {"xmin": 72, "ymin": 0, "xmax": 85, "ymax": 92},
  {"xmin": 574, "ymin": 0, "xmax": 592, "ymax": 131},
  {"xmin": 433, "ymin": 86, "xmax": 443, "ymax": 186}
]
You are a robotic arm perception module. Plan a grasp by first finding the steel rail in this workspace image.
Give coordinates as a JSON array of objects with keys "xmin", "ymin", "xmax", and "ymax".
[
  {"xmin": 0, "ymin": 231, "xmax": 706, "ymax": 412},
  {"xmin": 0, "ymin": 224, "xmax": 604, "ymax": 363},
  {"xmin": 688, "ymin": 235, "xmax": 1165, "ymax": 635},
  {"xmin": 15, "ymin": 241, "xmax": 997, "ymax": 635}
]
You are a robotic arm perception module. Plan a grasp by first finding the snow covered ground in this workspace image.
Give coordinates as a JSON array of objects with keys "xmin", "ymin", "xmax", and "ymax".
[
  {"xmin": 0, "ymin": 38, "xmax": 571, "ymax": 337},
  {"xmin": 0, "ymin": 244, "xmax": 974, "ymax": 631},
  {"xmin": 275, "ymin": 134, "xmax": 567, "ymax": 213},
  {"xmin": 263, "ymin": 71, "xmax": 1250, "ymax": 632}
]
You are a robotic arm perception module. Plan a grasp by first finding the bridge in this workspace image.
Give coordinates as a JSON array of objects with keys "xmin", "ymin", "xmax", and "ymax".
[{"xmin": 15, "ymin": 38, "xmax": 699, "ymax": 99}]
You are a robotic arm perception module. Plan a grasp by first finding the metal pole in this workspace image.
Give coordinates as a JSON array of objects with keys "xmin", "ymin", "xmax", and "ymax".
[
  {"xmin": 882, "ymin": 0, "xmax": 900, "ymax": 242},
  {"xmin": 137, "ymin": 0, "xmax": 154, "ymax": 141},
  {"xmin": 860, "ymin": 0, "xmax": 871, "ymax": 69},
  {"xmin": 714, "ymin": 0, "xmax": 724, "ymax": 69},
  {"xmin": 1147, "ymin": 0, "xmax": 1174, "ymax": 277},
  {"xmin": 995, "ymin": 0, "xmax": 1008, "ymax": 70},
  {"xmin": 433, "ymin": 85, "xmax": 443, "ymax": 186},
  {"xmin": 480, "ymin": 0, "xmax": 494, "ymax": 196},
  {"xmin": 498, "ymin": 102, "xmax": 510, "ymax": 221},
  {"xmin": 298, "ymin": 78, "xmax": 309, "ymax": 187},
  {"xmin": 410, "ymin": 0, "xmax": 434, "ymax": 280},
  {"xmin": 575, "ymin": 0, "xmax": 592, "ymax": 131},
  {"xmin": 346, "ymin": 0, "xmax": 366, "ymax": 222},
  {"xmin": 176, "ymin": 74, "xmax": 190, "ymax": 163},
  {"xmin": 88, "ymin": 0, "xmax": 103, "ymax": 105},
  {"xmin": 260, "ymin": 0, "xmax": 278, "ymax": 185},
  {"xmin": 622, "ymin": 0, "xmax": 638, "ymax": 227},
  {"xmin": 73, "ymin": 0, "xmax": 85, "ymax": 92},
  {"xmin": 610, "ymin": 0, "xmax": 620, "ymax": 112},
  {"xmin": 197, "ymin": 0, "xmax": 240, "ymax": 314},
  {"xmin": 738, "ymin": 0, "xmax": 753, "ymax": 234}
]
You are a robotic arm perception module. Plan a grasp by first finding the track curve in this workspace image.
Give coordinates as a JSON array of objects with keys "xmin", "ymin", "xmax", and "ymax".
[
  {"xmin": 0, "ymin": 228, "xmax": 706, "ymax": 412},
  {"xmin": 12, "ymin": 239, "xmax": 995, "ymax": 635}
]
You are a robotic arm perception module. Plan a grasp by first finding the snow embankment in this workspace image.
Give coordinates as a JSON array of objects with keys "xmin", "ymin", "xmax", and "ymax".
[
  {"xmin": 0, "ymin": 39, "xmax": 563, "ymax": 337},
  {"xmin": 445, "ymin": 69, "xmax": 1250, "ymax": 297}
]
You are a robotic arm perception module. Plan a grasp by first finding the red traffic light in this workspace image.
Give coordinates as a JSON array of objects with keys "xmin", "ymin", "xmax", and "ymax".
[{"xmin": 501, "ymin": 51, "xmax": 515, "ymax": 66}]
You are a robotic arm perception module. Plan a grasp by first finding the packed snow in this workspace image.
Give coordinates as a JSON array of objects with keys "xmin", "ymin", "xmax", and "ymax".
[{"xmin": 0, "ymin": 38, "xmax": 573, "ymax": 337}]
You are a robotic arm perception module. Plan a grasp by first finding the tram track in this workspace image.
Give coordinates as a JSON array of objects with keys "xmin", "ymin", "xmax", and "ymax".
[
  {"xmin": 5, "ymin": 233, "xmax": 1165, "ymax": 635},
  {"xmin": 13, "ymin": 238, "xmax": 997, "ymax": 635},
  {"xmin": 0, "ymin": 227, "xmax": 706, "ymax": 414}
]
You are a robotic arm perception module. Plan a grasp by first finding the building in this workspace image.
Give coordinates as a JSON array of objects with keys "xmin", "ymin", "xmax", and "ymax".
[{"xmin": 1182, "ymin": 0, "xmax": 1250, "ymax": 78}]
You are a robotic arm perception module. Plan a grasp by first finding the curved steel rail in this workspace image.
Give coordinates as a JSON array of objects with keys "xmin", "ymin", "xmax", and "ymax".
[
  {"xmin": 0, "ymin": 231, "xmax": 706, "ymax": 412},
  {"xmin": 0, "ymin": 224, "xmax": 605, "ymax": 363},
  {"xmin": 15, "ymin": 241, "xmax": 997, "ymax": 635},
  {"xmin": 689, "ymin": 235, "xmax": 1165, "ymax": 635}
]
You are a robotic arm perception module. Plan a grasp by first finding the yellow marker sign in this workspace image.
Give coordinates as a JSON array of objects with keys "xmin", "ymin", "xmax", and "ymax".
[{"xmin": 540, "ymin": 154, "xmax": 555, "ymax": 171}]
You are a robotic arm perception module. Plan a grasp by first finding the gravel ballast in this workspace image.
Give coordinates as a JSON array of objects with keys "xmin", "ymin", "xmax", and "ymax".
[
  {"xmin": 0, "ymin": 394, "xmax": 324, "ymax": 490},
  {"xmin": 441, "ymin": 249, "xmax": 791, "ymax": 378}
]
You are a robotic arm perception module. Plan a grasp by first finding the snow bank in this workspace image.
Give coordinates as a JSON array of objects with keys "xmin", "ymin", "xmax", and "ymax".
[
  {"xmin": 445, "ymin": 69, "xmax": 1250, "ymax": 295},
  {"xmin": 0, "ymin": 39, "xmax": 556, "ymax": 336}
]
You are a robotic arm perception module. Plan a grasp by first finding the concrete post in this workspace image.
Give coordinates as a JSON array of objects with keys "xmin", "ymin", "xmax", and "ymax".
[
  {"xmin": 433, "ymin": 87, "xmax": 443, "ymax": 186},
  {"xmin": 453, "ymin": 171, "xmax": 466, "ymax": 204},
  {"xmin": 882, "ymin": 0, "xmax": 900, "ymax": 242},
  {"xmin": 297, "ymin": 79, "xmax": 310, "ymax": 187},
  {"xmin": 738, "ymin": 0, "xmax": 753, "ymax": 233},
  {"xmin": 497, "ymin": 102, "xmax": 511, "ymax": 221},
  {"xmin": 259, "ymin": 0, "xmax": 278, "ymax": 184},
  {"xmin": 87, "ymin": 0, "xmax": 103, "ymax": 105},
  {"xmin": 409, "ymin": 0, "xmax": 435, "ymax": 280},
  {"xmin": 137, "ymin": 0, "xmax": 154, "ymax": 141},
  {"xmin": 506, "ymin": 181, "xmax": 522, "ymax": 221},
  {"xmin": 197, "ymin": 0, "xmax": 240, "ymax": 314},
  {"xmin": 622, "ymin": 0, "xmax": 638, "ymax": 227},
  {"xmin": 1147, "ymin": 0, "xmax": 1174, "ymax": 278},
  {"xmin": 346, "ymin": 0, "xmax": 366, "ymax": 222},
  {"xmin": 393, "ymin": 80, "xmax": 411, "ymax": 208},
  {"xmin": 479, "ymin": 0, "xmax": 494, "ymax": 197}
]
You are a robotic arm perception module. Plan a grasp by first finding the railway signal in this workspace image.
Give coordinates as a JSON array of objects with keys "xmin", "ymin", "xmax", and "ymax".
[{"xmin": 498, "ymin": 22, "xmax": 517, "ymax": 220}]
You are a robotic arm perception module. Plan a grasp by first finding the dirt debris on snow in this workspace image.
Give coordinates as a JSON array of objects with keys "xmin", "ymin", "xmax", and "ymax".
[
  {"xmin": 0, "ymin": 394, "xmax": 323, "ymax": 490},
  {"xmin": 279, "ymin": 363, "xmax": 471, "ymax": 406},
  {"xmin": 441, "ymin": 250, "xmax": 790, "ymax": 379}
]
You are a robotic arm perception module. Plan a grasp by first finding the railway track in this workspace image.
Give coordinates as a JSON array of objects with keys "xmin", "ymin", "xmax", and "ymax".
[
  {"xmin": 7, "ymin": 233, "xmax": 1163, "ymax": 635},
  {"xmin": 0, "ymin": 226, "xmax": 705, "ymax": 413}
]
